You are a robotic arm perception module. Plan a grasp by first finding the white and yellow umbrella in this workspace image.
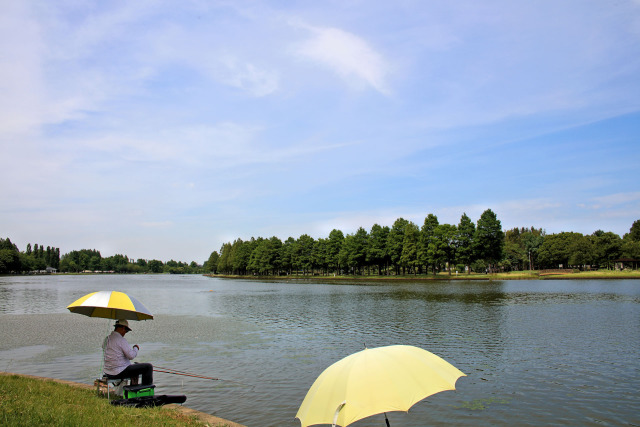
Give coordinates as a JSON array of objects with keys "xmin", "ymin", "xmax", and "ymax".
[
  {"xmin": 67, "ymin": 291, "xmax": 153, "ymax": 321},
  {"xmin": 296, "ymin": 345, "xmax": 465, "ymax": 427}
]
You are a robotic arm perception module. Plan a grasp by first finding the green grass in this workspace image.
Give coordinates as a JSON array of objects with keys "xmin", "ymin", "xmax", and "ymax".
[{"xmin": 0, "ymin": 374, "xmax": 204, "ymax": 426}]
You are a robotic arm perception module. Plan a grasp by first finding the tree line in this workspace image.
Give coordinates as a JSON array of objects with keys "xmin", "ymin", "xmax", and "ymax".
[
  {"xmin": 204, "ymin": 210, "xmax": 640, "ymax": 276},
  {"xmin": 2, "ymin": 210, "xmax": 639, "ymax": 276},
  {"xmin": 0, "ymin": 241, "xmax": 203, "ymax": 275}
]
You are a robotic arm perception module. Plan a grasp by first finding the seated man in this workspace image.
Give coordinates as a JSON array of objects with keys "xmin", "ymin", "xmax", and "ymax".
[{"xmin": 103, "ymin": 319, "xmax": 153, "ymax": 385}]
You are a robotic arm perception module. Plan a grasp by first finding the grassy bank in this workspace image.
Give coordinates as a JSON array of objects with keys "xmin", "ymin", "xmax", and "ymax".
[
  {"xmin": 0, "ymin": 374, "xmax": 205, "ymax": 426},
  {"xmin": 209, "ymin": 269, "xmax": 640, "ymax": 281}
]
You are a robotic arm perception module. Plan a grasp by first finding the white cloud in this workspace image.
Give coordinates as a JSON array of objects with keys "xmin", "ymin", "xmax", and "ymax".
[
  {"xmin": 293, "ymin": 24, "xmax": 391, "ymax": 95},
  {"xmin": 217, "ymin": 57, "xmax": 279, "ymax": 97},
  {"xmin": 591, "ymin": 192, "xmax": 640, "ymax": 206}
]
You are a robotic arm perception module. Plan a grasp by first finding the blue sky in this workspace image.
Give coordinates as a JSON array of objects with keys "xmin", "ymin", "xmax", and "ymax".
[{"xmin": 2, "ymin": 0, "xmax": 639, "ymax": 263}]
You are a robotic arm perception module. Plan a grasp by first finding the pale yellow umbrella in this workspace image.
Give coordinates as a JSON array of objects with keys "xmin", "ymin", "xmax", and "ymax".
[{"xmin": 296, "ymin": 345, "xmax": 465, "ymax": 427}]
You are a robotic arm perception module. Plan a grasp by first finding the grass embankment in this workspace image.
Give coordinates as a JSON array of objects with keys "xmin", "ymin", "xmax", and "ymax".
[
  {"xmin": 210, "ymin": 269, "xmax": 640, "ymax": 281},
  {"xmin": 0, "ymin": 374, "xmax": 205, "ymax": 426}
]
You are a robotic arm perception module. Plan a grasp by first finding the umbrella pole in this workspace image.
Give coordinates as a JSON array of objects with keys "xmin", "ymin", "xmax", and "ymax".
[
  {"xmin": 332, "ymin": 402, "xmax": 346, "ymax": 427},
  {"xmin": 385, "ymin": 412, "xmax": 391, "ymax": 427}
]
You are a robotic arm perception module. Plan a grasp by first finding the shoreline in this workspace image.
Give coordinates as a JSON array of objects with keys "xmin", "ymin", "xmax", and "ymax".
[
  {"xmin": 207, "ymin": 271, "xmax": 640, "ymax": 282},
  {"xmin": 0, "ymin": 372, "xmax": 245, "ymax": 427}
]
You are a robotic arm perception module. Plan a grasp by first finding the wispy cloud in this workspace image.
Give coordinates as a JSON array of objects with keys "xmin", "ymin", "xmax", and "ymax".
[
  {"xmin": 292, "ymin": 24, "xmax": 391, "ymax": 95},
  {"xmin": 582, "ymin": 192, "xmax": 640, "ymax": 210}
]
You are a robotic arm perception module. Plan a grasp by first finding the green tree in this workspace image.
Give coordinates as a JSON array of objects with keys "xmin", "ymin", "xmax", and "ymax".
[
  {"xmin": 148, "ymin": 259, "xmax": 164, "ymax": 273},
  {"xmin": 231, "ymin": 239, "xmax": 254, "ymax": 275},
  {"xmin": 420, "ymin": 214, "xmax": 439, "ymax": 274},
  {"xmin": 368, "ymin": 224, "xmax": 389, "ymax": 275},
  {"xmin": 0, "ymin": 238, "xmax": 21, "ymax": 273},
  {"xmin": 621, "ymin": 239, "xmax": 640, "ymax": 261},
  {"xmin": 265, "ymin": 236, "xmax": 283, "ymax": 275},
  {"xmin": 388, "ymin": 218, "xmax": 409, "ymax": 275},
  {"xmin": 339, "ymin": 229, "xmax": 368, "ymax": 275},
  {"xmin": 474, "ymin": 209, "xmax": 504, "ymax": 272},
  {"xmin": 280, "ymin": 237, "xmax": 295, "ymax": 275},
  {"xmin": 400, "ymin": 222, "xmax": 420, "ymax": 274},
  {"xmin": 295, "ymin": 234, "xmax": 315, "ymax": 275},
  {"xmin": 312, "ymin": 238, "xmax": 329, "ymax": 275},
  {"xmin": 432, "ymin": 224, "xmax": 457, "ymax": 274},
  {"xmin": 248, "ymin": 237, "xmax": 266, "ymax": 274},
  {"xmin": 538, "ymin": 232, "xmax": 583, "ymax": 268},
  {"xmin": 591, "ymin": 230, "xmax": 622, "ymax": 269},
  {"xmin": 217, "ymin": 243, "xmax": 232, "ymax": 274},
  {"xmin": 456, "ymin": 213, "xmax": 475, "ymax": 273},
  {"xmin": 327, "ymin": 229, "xmax": 344, "ymax": 274},
  {"xmin": 625, "ymin": 219, "xmax": 640, "ymax": 241},
  {"xmin": 568, "ymin": 234, "xmax": 594, "ymax": 268}
]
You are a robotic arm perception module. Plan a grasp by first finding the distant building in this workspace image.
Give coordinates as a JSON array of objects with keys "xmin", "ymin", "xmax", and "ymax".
[{"xmin": 614, "ymin": 258, "xmax": 639, "ymax": 270}]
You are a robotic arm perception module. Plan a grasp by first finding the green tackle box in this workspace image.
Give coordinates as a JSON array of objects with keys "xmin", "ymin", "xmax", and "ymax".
[{"xmin": 123, "ymin": 384, "xmax": 155, "ymax": 399}]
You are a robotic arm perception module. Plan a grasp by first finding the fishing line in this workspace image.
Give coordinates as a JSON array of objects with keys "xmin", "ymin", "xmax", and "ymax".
[{"xmin": 153, "ymin": 366, "xmax": 254, "ymax": 389}]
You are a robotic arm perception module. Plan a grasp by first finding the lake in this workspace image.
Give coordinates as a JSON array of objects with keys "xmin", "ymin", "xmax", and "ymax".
[{"xmin": 0, "ymin": 274, "xmax": 638, "ymax": 426}]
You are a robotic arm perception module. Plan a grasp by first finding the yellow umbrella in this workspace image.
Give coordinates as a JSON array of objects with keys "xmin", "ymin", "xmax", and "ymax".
[
  {"xmin": 296, "ymin": 345, "xmax": 465, "ymax": 427},
  {"xmin": 67, "ymin": 291, "xmax": 153, "ymax": 321}
]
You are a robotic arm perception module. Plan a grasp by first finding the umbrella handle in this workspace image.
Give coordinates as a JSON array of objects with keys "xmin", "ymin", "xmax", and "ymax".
[
  {"xmin": 332, "ymin": 401, "xmax": 346, "ymax": 427},
  {"xmin": 385, "ymin": 412, "xmax": 391, "ymax": 427}
]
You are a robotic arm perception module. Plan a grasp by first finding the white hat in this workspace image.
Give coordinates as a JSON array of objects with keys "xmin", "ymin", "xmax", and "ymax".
[{"xmin": 115, "ymin": 319, "xmax": 132, "ymax": 332}]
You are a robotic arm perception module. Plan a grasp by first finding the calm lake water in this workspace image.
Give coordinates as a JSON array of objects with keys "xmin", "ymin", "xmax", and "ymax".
[{"xmin": 0, "ymin": 274, "xmax": 638, "ymax": 426}]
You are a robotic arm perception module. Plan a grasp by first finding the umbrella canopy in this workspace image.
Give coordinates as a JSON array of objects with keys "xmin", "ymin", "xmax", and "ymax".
[
  {"xmin": 67, "ymin": 291, "xmax": 153, "ymax": 321},
  {"xmin": 296, "ymin": 345, "xmax": 465, "ymax": 427}
]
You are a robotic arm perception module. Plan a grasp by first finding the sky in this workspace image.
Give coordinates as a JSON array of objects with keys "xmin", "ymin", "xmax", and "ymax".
[{"xmin": 1, "ymin": 0, "xmax": 640, "ymax": 264}]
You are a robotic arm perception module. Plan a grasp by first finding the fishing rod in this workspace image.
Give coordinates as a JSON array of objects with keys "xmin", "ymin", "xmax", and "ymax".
[{"xmin": 153, "ymin": 365, "xmax": 253, "ymax": 388}]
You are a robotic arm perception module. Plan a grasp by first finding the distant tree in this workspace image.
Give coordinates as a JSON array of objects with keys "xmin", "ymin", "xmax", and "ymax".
[
  {"xmin": 474, "ymin": 209, "xmax": 504, "ymax": 272},
  {"xmin": 231, "ymin": 239, "xmax": 253, "ymax": 275},
  {"xmin": 591, "ymin": 230, "xmax": 622, "ymax": 269},
  {"xmin": 420, "ymin": 214, "xmax": 439, "ymax": 274},
  {"xmin": 538, "ymin": 232, "xmax": 583, "ymax": 268},
  {"xmin": 621, "ymin": 239, "xmax": 640, "ymax": 260},
  {"xmin": 432, "ymin": 224, "xmax": 457, "ymax": 274},
  {"xmin": 368, "ymin": 224, "xmax": 389, "ymax": 275},
  {"xmin": 327, "ymin": 229, "xmax": 344, "ymax": 274},
  {"xmin": 312, "ymin": 238, "xmax": 328, "ymax": 275},
  {"xmin": 522, "ymin": 228, "xmax": 545, "ymax": 270},
  {"xmin": 456, "ymin": 213, "xmax": 475, "ymax": 273},
  {"xmin": 248, "ymin": 237, "xmax": 266, "ymax": 274},
  {"xmin": 389, "ymin": 218, "xmax": 409, "ymax": 275},
  {"xmin": 280, "ymin": 237, "xmax": 295, "ymax": 275},
  {"xmin": 217, "ymin": 243, "xmax": 232, "ymax": 274},
  {"xmin": 295, "ymin": 234, "xmax": 315, "ymax": 275},
  {"xmin": 147, "ymin": 259, "xmax": 164, "ymax": 273},
  {"xmin": 204, "ymin": 251, "xmax": 220, "ymax": 273},
  {"xmin": 400, "ymin": 222, "xmax": 420, "ymax": 274},
  {"xmin": 0, "ymin": 238, "xmax": 21, "ymax": 273},
  {"xmin": 343, "ymin": 227, "xmax": 368, "ymax": 274},
  {"xmin": 624, "ymin": 220, "xmax": 640, "ymax": 242},
  {"xmin": 568, "ymin": 234, "xmax": 595, "ymax": 268}
]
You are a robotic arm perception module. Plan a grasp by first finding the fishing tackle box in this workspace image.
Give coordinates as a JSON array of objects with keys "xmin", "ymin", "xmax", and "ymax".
[{"xmin": 123, "ymin": 384, "xmax": 155, "ymax": 399}]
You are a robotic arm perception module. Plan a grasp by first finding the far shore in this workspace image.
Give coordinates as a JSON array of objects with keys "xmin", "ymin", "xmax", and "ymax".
[{"xmin": 207, "ymin": 270, "xmax": 640, "ymax": 282}]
